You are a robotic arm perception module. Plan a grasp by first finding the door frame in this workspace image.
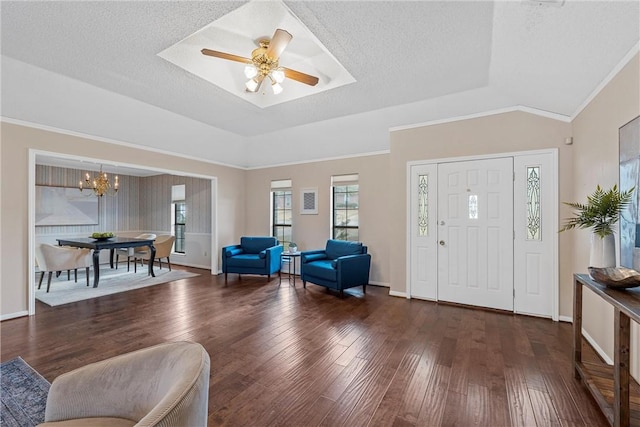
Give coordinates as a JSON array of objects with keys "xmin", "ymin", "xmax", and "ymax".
[
  {"xmin": 406, "ymin": 148, "xmax": 559, "ymax": 320},
  {"xmin": 28, "ymin": 148, "xmax": 219, "ymax": 316}
]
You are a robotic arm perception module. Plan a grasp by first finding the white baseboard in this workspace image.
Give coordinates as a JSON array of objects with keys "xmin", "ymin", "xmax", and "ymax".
[
  {"xmin": 369, "ymin": 281, "xmax": 389, "ymax": 287},
  {"xmin": 1, "ymin": 310, "xmax": 29, "ymax": 321},
  {"xmin": 170, "ymin": 261, "xmax": 212, "ymax": 270},
  {"xmin": 389, "ymin": 290, "xmax": 407, "ymax": 298},
  {"xmin": 582, "ymin": 328, "xmax": 614, "ymax": 365},
  {"xmin": 554, "ymin": 315, "xmax": 613, "ymax": 364}
]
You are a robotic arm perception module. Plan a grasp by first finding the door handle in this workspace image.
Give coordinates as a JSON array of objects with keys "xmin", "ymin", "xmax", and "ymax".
[{"xmin": 439, "ymin": 240, "xmax": 445, "ymax": 246}]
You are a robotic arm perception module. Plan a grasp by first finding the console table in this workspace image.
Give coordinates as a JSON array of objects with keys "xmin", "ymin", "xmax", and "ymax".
[{"xmin": 573, "ymin": 274, "xmax": 640, "ymax": 427}]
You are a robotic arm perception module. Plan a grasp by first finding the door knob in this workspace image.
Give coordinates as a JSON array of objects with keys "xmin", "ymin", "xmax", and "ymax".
[{"xmin": 439, "ymin": 240, "xmax": 445, "ymax": 246}]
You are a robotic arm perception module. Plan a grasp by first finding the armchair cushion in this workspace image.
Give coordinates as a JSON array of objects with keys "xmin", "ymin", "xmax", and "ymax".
[
  {"xmin": 325, "ymin": 240, "xmax": 365, "ymax": 259},
  {"xmin": 225, "ymin": 254, "xmax": 266, "ymax": 269},
  {"xmin": 303, "ymin": 259, "xmax": 337, "ymax": 282},
  {"xmin": 240, "ymin": 236, "xmax": 277, "ymax": 254}
]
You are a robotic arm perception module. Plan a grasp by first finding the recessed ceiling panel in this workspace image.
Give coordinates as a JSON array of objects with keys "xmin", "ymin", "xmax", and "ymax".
[{"xmin": 157, "ymin": 0, "xmax": 356, "ymax": 108}]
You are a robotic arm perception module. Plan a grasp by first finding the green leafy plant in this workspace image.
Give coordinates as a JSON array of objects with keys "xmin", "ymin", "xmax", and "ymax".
[{"xmin": 560, "ymin": 185, "xmax": 634, "ymax": 237}]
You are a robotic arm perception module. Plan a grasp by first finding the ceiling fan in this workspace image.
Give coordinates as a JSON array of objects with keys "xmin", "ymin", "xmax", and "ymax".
[{"xmin": 201, "ymin": 28, "xmax": 319, "ymax": 94}]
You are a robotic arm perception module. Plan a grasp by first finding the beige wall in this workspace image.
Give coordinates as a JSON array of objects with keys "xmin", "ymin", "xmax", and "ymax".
[
  {"xmin": 571, "ymin": 54, "xmax": 639, "ymax": 373},
  {"xmin": 244, "ymin": 154, "xmax": 390, "ymax": 285},
  {"xmin": 390, "ymin": 110, "xmax": 573, "ymax": 310},
  {"xmin": 0, "ymin": 122, "xmax": 245, "ymax": 317}
]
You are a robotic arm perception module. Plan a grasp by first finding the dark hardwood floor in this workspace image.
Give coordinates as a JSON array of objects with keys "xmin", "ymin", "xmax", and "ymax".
[{"xmin": 1, "ymin": 266, "xmax": 612, "ymax": 426}]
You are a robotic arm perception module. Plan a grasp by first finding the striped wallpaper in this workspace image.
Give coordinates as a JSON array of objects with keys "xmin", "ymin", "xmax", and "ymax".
[{"xmin": 35, "ymin": 165, "xmax": 211, "ymax": 237}]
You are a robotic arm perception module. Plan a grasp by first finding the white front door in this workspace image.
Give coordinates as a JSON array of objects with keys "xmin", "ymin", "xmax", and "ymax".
[{"xmin": 436, "ymin": 157, "xmax": 514, "ymax": 311}]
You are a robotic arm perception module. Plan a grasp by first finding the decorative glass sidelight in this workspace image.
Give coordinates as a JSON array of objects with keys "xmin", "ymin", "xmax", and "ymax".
[
  {"xmin": 468, "ymin": 194, "xmax": 478, "ymax": 219},
  {"xmin": 418, "ymin": 174, "xmax": 428, "ymax": 236},
  {"xmin": 527, "ymin": 166, "xmax": 541, "ymax": 240}
]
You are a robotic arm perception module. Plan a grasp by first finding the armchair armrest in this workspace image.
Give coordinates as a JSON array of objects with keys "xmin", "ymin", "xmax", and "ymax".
[
  {"xmin": 335, "ymin": 254, "xmax": 371, "ymax": 286},
  {"xmin": 301, "ymin": 251, "xmax": 327, "ymax": 263},
  {"xmin": 265, "ymin": 244, "xmax": 284, "ymax": 274}
]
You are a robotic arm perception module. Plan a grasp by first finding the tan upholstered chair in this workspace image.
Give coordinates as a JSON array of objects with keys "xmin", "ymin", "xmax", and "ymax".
[
  {"xmin": 35, "ymin": 244, "xmax": 92, "ymax": 292},
  {"xmin": 140, "ymin": 235, "xmax": 176, "ymax": 271},
  {"xmin": 115, "ymin": 233, "xmax": 157, "ymax": 272},
  {"xmin": 38, "ymin": 341, "xmax": 210, "ymax": 427}
]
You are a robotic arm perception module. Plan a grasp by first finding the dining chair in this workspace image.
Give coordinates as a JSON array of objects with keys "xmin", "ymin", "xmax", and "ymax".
[
  {"xmin": 115, "ymin": 233, "xmax": 156, "ymax": 272},
  {"xmin": 139, "ymin": 235, "xmax": 176, "ymax": 272},
  {"xmin": 35, "ymin": 244, "xmax": 93, "ymax": 292}
]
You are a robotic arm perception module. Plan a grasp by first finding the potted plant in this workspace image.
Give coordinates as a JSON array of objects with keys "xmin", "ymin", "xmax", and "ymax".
[
  {"xmin": 560, "ymin": 184, "xmax": 634, "ymax": 267},
  {"xmin": 288, "ymin": 242, "xmax": 298, "ymax": 253}
]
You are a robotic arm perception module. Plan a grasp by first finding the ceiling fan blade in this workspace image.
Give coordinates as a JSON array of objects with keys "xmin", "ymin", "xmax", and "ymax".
[
  {"xmin": 265, "ymin": 29, "xmax": 292, "ymax": 59},
  {"xmin": 201, "ymin": 48, "xmax": 251, "ymax": 64},
  {"xmin": 283, "ymin": 68, "xmax": 319, "ymax": 86}
]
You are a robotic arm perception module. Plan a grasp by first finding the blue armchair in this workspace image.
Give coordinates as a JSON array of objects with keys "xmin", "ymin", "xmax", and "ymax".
[
  {"xmin": 301, "ymin": 240, "xmax": 371, "ymax": 297},
  {"xmin": 222, "ymin": 237, "xmax": 283, "ymax": 282}
]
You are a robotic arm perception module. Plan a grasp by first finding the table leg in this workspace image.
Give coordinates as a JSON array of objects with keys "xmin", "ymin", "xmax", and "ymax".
[
  {"xmin": 92, "ymin": 249, "xmax": 101, "ymax": 288},
  {"xmin": 148, "ymin": 244, "xmax": 156, "ymax": 277},
  {"xmin": 573, "ymin": 277, "xmax": 583, "ymax": 379},
  {"xmin": 109, "ymin": 249, "xmax": 115, "ymax": 268},
  {"xmin": 614, "ymin": 308, "xmax": 631, "ymax": 427},
  {"xmin": 292, "ymin": 256, "xmax": 296, "ymax": 286}
]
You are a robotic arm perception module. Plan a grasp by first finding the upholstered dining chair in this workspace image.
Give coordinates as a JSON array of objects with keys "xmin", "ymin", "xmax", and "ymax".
[
  {"xmin": 38, "ymin": 341, "xmax": 210, "ymax": 427},
  {"xmin": 139, "ymin": 235, "xmax": 176, "ymax": 272},
  {"xmin": 35, "ymin": 244, "xmax": 93, "ymax": 292},
  {"xmin": 115, "ymin": 233, "xmax": 156, "ymax": 272}
]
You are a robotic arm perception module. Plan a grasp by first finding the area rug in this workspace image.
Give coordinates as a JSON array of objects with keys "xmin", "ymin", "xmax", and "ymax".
[
  {"xmin": 1, "ymin": 357, "xmax": 50, "ymax": 427},
  {"xmin": 36, "ymin": 266, "xmax": 199, "ymax": 306}
]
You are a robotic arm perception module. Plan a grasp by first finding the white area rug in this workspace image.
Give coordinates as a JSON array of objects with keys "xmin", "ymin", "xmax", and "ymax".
[{"xmin": 35, "ymin": 266, "xmax": 199, "ymax": 306}]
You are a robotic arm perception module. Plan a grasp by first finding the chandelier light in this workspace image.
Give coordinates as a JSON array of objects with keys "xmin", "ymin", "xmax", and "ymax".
[{"xmin": 79, "ymin": 166, "xmax": 118, "ymax": 197}]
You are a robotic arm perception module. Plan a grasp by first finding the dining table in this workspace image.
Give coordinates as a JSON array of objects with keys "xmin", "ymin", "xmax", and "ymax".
[{"xmin": 56, "ymin": 236, "xmax": 156, "ymax": 287}]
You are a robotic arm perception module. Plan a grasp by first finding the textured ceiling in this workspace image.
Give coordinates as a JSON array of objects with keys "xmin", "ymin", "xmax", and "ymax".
[{"xmin": 1, "ymin": 1, "xmax": 639, "ymax": 166}]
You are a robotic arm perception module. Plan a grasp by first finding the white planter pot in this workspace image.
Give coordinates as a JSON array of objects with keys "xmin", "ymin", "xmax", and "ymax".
[{"xmin": 589, "ymin": 233, "xmax": 616, "ymax": 268}]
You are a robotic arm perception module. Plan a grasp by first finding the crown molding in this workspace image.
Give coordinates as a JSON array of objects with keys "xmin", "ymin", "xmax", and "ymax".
[
  {"xmin": 389, "ymin": 105, "xmax": 571, "ymax": 133},
  {"xmin": 1, "ymin": 116, "xmax": 246, "ymax": 170},
  {"xmin": 245, "ymin": 149, "xmax": 390, "ymax": 170}
]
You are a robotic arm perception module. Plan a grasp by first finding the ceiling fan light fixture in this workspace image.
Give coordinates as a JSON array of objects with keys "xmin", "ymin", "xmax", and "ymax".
[
  {"xmin": 244, "ymin": 64, "xmax": 258, "ymax": 79},
  {"xmin": 245, "ymin": 78, "xmax": 259, "ymax": 92},
  {"xmin": 271, "ymin": 81, "xmax": 283, "ymax": 95},
  {"xmin": 271, "ymin": 68, "xmax": 285, "ymax": 84}
]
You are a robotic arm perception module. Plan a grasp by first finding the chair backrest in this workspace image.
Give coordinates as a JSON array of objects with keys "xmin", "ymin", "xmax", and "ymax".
[
  {"xmin": 136, "ymin": 233, "xmax": 157, "ymax": 240},
  {"xmin": 44, "ymin": 341, "xmax": 210, "ymax": 426},
  {"xmin": 154, "ymin": 235, "xmax": 176, "ymax": 258},
  {"xmin": 35, "ymin": 244, "xmax": 92, "ymax": 272},
  {"xmin": 324, "ymin": 239, "xmax": 366, "ymax": 259},
  {"xmin": 240, "ymin": 236, "xmax": 278, "ymax": 254}
]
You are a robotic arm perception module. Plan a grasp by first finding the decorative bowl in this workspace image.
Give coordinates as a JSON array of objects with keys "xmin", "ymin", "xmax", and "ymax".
[
  {"xmin": 90, "ymin": 234, "xmax": 115, "ymax": 241},
  {"xmin": 588, "ymin": 267, "xmax": 640, "ymax": 289}
]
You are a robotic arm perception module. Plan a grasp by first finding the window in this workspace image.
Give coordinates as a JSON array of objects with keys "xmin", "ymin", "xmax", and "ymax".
[
  {"xmin": 526, "ymin": 166, "xmax": 541, "ymax": 240},
  {"xmin": 332, "ymin": 174, "xmax": 359, "ymax": 241},
  {"xmin": 271, "ymin": 180, "xmax": 292, "ymax": 247},
  {"xmin": 171, "ymin": 184, "xmax": 185, "ymax": 254}
]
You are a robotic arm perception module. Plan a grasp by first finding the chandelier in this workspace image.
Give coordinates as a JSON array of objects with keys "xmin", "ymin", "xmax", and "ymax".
[
  {"xmin": 79, "ymin": 166, "xmax": 118, "ymax": 197},
  {"xmin": 243, "ymin": 39, "xmax": 286, "ymax": 95}
]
